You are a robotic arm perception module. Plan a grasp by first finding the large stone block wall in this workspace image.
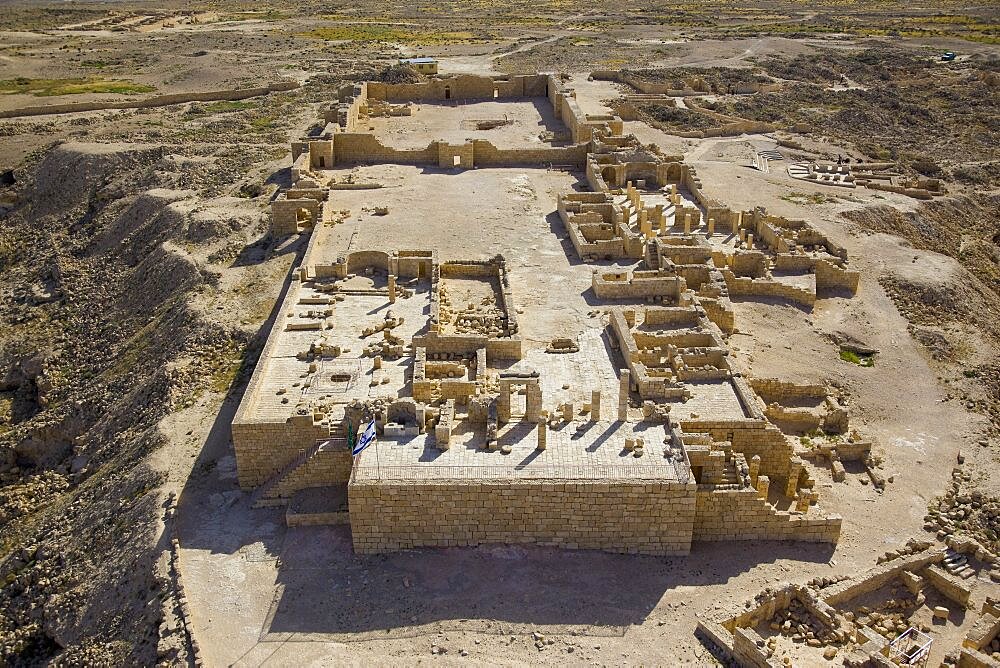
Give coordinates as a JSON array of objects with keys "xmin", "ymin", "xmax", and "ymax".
[
  {"xmin": 470, "ymin": 140, "xmax": 589, "ymax": 167},
  {"xmin": 349, "ymin": 478, "xmax": 698, "ymax": 555},
  {"xmin": 412, "ymin": 332, "xmax": 522, "ymax": 361},
  {"xmin": 333, "ymin": 134, "xmax": 438, "ymax": 165},
  {"xmin": 368, "ymin": 74, "xmax": 549, "ymax": 102},
  {"xmin": 592, "ymin": 270, "xmax": 684, "ymax": 300},
  {"xmin": 330, "ymin": 134, "xmax": 588, "ymax": 168},
  {"xmin": 693, "ymin": 488, "xmax": 841, "ymax": 543},
  {"xmin": 816, "ymin": 259, "xmax": 861, "ymax": 293},
  {"xmin": 681, "ymin": 419, "xmax": 793, "ymax": 479},
  {"xmin": 232, "ymin": 420, "xmax": 330, "ymax": 489},
  {"xmin": 723, "ymin": 271, "xmax": 817, "ymax": 307},
  {"xmin": 271, "ymin": 197, "xmax": 319, "ymax": 236}
]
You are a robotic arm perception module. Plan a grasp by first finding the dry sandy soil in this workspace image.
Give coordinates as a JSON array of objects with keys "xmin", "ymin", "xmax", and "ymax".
[{"xmin": 0, "ymin": 1, "xmax": 997, "ymax": 666}]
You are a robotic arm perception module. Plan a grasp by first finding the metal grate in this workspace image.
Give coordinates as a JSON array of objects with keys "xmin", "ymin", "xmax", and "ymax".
[{"xmin": 887, "ymin": 627, "xmax": 932, "ymax": 667}]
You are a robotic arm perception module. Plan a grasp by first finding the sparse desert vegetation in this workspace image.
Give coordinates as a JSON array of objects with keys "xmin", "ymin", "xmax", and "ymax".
[{"xmin": 0, "ymin": 0, "xmax": 997, "ymax": 665}]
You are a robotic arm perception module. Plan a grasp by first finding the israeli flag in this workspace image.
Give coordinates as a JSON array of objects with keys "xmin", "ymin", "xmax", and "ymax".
[{"xmin": 353, "ymin": 420, "xmax": 376, "ymax": 456}]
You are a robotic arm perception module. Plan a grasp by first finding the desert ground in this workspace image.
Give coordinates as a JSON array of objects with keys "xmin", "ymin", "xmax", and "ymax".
[{"xmin": 0, "ymin": 1, "xmax": 997, "ymax": 666}]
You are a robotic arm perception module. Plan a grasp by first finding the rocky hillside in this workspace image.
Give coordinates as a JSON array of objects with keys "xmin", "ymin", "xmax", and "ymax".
[{"xmin": 0, "ymin": 142, "xmax": 277, "ymax": 665}]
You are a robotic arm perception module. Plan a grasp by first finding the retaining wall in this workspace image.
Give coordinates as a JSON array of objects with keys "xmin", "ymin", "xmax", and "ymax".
[
  {"xmin": 0, "ymin": 81, "xmax": 299, "ymax": 119},
  {"xmin": 349, "ymin": 478, "xmax": 698, "ymax": 555}
]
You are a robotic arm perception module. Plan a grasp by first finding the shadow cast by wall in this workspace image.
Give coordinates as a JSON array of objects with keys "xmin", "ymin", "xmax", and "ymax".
[{"xmin": 263, "ymin": 527, "xmax": 836, "ymax": 638}]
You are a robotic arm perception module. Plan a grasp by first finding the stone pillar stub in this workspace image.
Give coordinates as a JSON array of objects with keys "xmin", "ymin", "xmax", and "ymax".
[
  {"xmin": 525, "ymin": 381, "xmax": 542, "ymax": 422},
  {"xmin": 618, "ymin": 369, "xmax": 630, "ymax": 421},
  {"xmin": 498, "ymin": 381, "xmax": 512, "ymax": 423},
  {"xmin": 756, "ymin": 475, "xmax": 770, "ymax": 500}
]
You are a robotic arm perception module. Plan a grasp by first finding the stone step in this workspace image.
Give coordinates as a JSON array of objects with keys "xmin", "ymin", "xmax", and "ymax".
[{"xmin": 957, "ymin": 566, "xmax": 976, "ymax": 579}]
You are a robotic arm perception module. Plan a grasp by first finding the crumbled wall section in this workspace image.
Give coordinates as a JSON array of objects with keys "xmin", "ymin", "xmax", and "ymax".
[
  {"xmin": 694, "ymin": 489, "xmax": 841, "ymax": 543},
  {"xmin": 349, "ymin": 478, "xmax": 698, "ymax": 555}
]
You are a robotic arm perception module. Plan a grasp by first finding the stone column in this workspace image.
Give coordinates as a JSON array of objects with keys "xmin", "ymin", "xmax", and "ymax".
[
  {"xmin": 525, "ymin": 381, "xmax": 542, "ymax": 422},
  {"xmin": 639, "ymin": 209, "xmax": 651, "ymax": 238},
  {"xmin": 756, "ymin": 475, "xmax": 770, "ymax": 499},
  {"xmin": 537, "ymin": 420, "xmax": 547, "ymax": 450},
  {"xmin": 562, "ymin": 401, "xmax": 574, "ymax": 422},
  {"xmin": 749, "ymin": 454, "xmax": 760, "ymax": 487},
  {"xmin": 591, "ymin": 390, "xmax": 601, "ymax": 421},
  {"xmin": 373, "ymin": 355, "xmax": 382, "ymax": 370},
  {"xmin": 653, "ymin": 205, "xmax": 664, "ymax": 233},
  {"xmin": 747, "ymin": 233, "xmax": 754, "ymax": 248},
  {"xmin": 498, "ymin": 381, "xmax": 512, "ymax": 423},
  {"xmin": 618, "ymin": 369, "xmax": 630, "ymax": 421},
  {"xmin": 388, "ymin": 274, "xmax": 396, "ymax": 304},
  {"xmin": 707, "ymin": 217, "xmax": 715, "ymax": 237}
]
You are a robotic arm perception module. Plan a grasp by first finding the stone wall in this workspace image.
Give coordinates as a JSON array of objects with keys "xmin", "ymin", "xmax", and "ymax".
[
  {"xmin": 0, "ymin": 80, "xmax": 299, "ymax": 119},
  {"xmin": 271, "ymin": 196, "xmax": 319, "ymax": 237},
  {"xmin": 349, "ymin": 478, "xmax": 698, "ymax": 555},
  {"xmin": 722, "ymin": 271, "xmax": 817, "ymax": 307},
  {"xmin": 593, "ymin": 269, "xmax": 685, "ymax": 300},
  {"xmin": 329, "ymin": 134, "xmax": 588, "ymax": 168},
  {"xmin": 693, "ymin": 488, "xmax": 842, "ymax": 543},
  {"xmin": 367, "ymin": 74, "xmax": 549, "ymax": 102},
  {"xmin": 231, "ymin": 419, "xmax": 330, "ymax": 489},
  {"xmin": 681, "ymin": 419, "xmax": 793, "ymax": 479}
]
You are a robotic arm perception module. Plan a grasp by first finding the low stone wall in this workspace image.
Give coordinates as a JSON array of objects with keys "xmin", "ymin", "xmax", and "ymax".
[
  {"xmin": 329, "ymin": 134, "xmax": 588, "ymax": 168},
  {"xmin": 349, "ymin": 478, "xmax": 698, "ymax": 555},
  {"xmin": 0, "ymin": 81, "xmax": 298, "ymax": 118},
  {"xmin": 723, "ymin": 271, "xmax": 817, "ymax": 307},
  {"xmin": 816, "ymin": 259, "xmax": 861, "ymax": 293},
  {"xmin": 593, "ymin": 269, "xmax": 685, "ymax": 300},
  {"xmin": 925, "ymin": 563, "xmax": 973, "ymax": 606}
]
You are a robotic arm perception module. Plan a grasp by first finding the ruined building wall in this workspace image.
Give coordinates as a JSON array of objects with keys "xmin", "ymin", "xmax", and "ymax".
[
  {"xmin": 367, "ymin": 74, "xmax": 549, "ymax": 102},
  {"xmin": 328, "ymin": 134, "xmax": 588, "ymax": 168},
  {"xmin": 694, "ymin": 488, "xmax": 841, "ymax": 543},
  {"xmin": 682, "ymin": 419, "xmax": 793, "ymax": 480},
  {"xmin": 231, "ymin": 229, "xmax": 333, "ymax": 489},
  {"xmin": 349, "ymin": 478, "xmax": 698, "ymax": 555},
  {"xmin": 816, "ymin": 259, "xmax": 860, "ymax": 293}
]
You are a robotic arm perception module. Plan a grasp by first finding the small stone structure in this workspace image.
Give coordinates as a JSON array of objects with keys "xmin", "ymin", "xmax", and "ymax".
[{"xmin": 697, "ymin": 535, "xmax": 1000, "ymax": 667}]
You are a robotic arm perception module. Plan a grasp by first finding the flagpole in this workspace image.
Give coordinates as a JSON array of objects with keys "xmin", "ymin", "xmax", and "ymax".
[{"xmin": 375, "ymin": 420, "xmax": 381, "ymax": 480}]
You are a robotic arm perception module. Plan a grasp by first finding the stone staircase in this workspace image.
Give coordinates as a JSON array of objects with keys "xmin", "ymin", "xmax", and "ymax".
[
  {"xmin": 943, "ymin": 548, "xmax": 977, "ymax": 579},
  {"xmin": 718, "ymin": 461, "xmax": 741, "ymax": 486},
  {"xmin": 645, "ymin": 239, "xmax": 660, "ymax": 270}
]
